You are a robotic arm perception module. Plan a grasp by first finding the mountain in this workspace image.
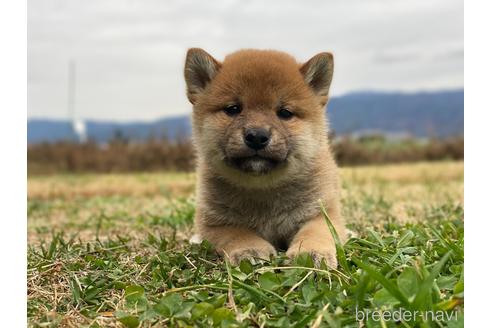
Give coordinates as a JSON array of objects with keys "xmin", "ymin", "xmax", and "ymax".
[
  {"xmin": 28, "ymin": 116, "xmax": 192, "ymax": 144},
  {"xmin": 326, "ymin": 89, "xmax": 463, "ymax": 138},
  {"xmin": 27, "ymin": 89, "xmax": 463, "ymax": 144}
]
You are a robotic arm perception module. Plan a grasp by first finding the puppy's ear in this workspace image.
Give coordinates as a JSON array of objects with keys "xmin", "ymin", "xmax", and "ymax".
[
  {"xmin": 300, "ymin": 52, "xmax": 334, "ymax": 102},
  {"xmin": 184, "ymin": 48, "xmax": 221, "ymax": 104}
]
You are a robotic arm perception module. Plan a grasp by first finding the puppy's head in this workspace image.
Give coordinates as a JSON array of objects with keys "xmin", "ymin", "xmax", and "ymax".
[{"xmin": 184, "ymin": 49, "xmax": 334, "ymax": 188}]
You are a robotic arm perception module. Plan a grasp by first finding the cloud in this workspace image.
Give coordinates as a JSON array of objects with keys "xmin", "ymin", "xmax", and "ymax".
[{"xmin": 28, "ymin": 0, "xmax": 463, "ymax": 121}]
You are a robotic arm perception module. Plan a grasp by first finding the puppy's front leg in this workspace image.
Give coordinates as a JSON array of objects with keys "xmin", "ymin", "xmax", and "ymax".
[
  {"xmin": 200, "ymin": 225, "xmax": 277, "ymax": 265},
  {"xmin": 286, "ymin": 216, "xmax": 345, "ymax": 268}
]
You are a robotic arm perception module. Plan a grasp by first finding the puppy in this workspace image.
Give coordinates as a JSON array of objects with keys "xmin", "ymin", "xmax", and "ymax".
[{"xmin": 184, "ymin": 48, "xmax": 346, "ymax": 267}]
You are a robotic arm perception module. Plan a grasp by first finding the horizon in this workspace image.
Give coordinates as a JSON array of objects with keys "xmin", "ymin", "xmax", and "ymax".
[{"xmin": 27, "ymin": 87, "xmax": 464, "ymax": 123}]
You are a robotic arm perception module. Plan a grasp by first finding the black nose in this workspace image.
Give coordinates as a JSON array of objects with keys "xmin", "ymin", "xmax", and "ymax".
[{"xmin": 244, "ymin": 128, "xmax": 271, "ymax": 150}]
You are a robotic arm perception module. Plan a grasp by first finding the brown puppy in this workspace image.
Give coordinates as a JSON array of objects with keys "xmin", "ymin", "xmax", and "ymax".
[{"xmin": 184, "ymin": 48, "xmax": 346, "ymax": 267}]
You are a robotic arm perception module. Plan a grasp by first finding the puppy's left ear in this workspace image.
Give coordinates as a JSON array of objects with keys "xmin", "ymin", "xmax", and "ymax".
[
  {"xmin": 300, "ymin": 52, "xmax": 334, "ymax": 104},
  {"xmin": 184, "ymin": 48, "xmax": 221, "ymax": 104}
]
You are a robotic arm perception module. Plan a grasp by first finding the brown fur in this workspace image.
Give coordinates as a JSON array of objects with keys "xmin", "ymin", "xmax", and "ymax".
[{"xmin": 184, "ymin": 48, "xmax": 346, "ymax": 267}]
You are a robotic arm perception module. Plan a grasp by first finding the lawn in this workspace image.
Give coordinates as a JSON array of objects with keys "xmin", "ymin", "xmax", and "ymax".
[{"xmin": 27, "ymin": 161, "xmax": 464, "ymax": 327}]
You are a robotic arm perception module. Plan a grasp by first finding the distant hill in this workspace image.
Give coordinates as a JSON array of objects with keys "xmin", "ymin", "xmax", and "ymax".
[
  {"xmin": 28, "ymin": 89, "xmax": 463, "ymax": 144},
  {"xmin": 28, "ymin": 116, "xmax": 192, "ymax": 144},
  {"xmin": 326, "ymin": 89, "xmax": 463, "ymax": 138}
]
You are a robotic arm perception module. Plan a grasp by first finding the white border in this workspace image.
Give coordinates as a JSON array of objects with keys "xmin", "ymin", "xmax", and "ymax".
[
  {"xmin": 0, "ymin": 0, "xmax": 27, "ymax": 325},
  {"xmin": 465, "ymin": 0, "xmax": 492, "ymax": 326}
]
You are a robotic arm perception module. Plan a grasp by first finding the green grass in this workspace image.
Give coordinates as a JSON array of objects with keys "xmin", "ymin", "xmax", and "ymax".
[{"xmin": 27, "ymin": 162, "xmax": 464, "ymax": 327}]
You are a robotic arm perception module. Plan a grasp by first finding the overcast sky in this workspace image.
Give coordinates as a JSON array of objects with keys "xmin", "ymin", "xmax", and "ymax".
[{"xmin": 28, "ymin": 0, "xmax": 463, "ymax": 122}]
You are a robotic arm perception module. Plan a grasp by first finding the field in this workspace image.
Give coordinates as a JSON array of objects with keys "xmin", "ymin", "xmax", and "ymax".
[{"xmin": 28, "ymin": 161, "xmax": 464, "ymax": 327}]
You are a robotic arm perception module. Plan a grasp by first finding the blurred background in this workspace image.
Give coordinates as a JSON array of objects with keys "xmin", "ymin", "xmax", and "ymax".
[{"xmin": 27, "ymin": 0, "xmax": 463, "ymax": 174}]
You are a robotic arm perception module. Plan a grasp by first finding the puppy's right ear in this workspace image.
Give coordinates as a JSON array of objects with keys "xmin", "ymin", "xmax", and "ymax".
[
  {"xmin": 184, "ymin": 48, "xmax": 221, "ymax": 104},
  {"xmin": 300, "ymin": 52, "xmax": 334, "ymax": 106}
]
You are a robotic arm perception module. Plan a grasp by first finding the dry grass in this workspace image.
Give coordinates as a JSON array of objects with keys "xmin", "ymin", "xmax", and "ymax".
[
  {"xmin": 28, "ymin": 172, "xmax": 196, "ymax": 199},
  {"xmin": 28, "ymin": 161, "xmax": 463, "ymax": 242},
  {"xmin": 28, "ymin": 161, "xmax": 462, "ymax": 201},
  {"xmin": 341, "ymin": 161, "xmax": 463, "ymax": 226}
]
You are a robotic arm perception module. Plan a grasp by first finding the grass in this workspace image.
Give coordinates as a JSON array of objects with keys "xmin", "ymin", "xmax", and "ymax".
[{"xmin": 27, "ymin": 161, "xmax": 464, "ymax": 327}]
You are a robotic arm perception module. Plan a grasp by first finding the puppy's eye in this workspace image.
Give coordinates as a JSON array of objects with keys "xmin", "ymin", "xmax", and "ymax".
[
  {"xmin": 277, "ymin": 107, "xmax": 294, "ymax": 120},
  {"xmin": 224, "ymin": 104, "xmax": 242, "ymax": 116}
]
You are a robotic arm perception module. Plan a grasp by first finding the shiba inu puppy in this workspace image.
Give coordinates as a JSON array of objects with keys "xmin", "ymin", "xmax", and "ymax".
[{"xmin": 184, "ymin": 48, "xmax": 346, "ymax": 267}]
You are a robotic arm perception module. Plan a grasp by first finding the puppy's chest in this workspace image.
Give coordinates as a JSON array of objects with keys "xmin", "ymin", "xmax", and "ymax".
[
  {"xmin": 255, "ymin": 207, "xmax": 310, "ymax": 250},
  {"xmin": 206, "ymin": 183, "xmax": 321, "ymax": 249}
]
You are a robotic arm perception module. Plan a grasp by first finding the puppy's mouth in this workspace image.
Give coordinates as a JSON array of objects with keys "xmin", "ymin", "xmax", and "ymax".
[{"xmin": 225, "ymin": 154, "xmax": 285, "ymax": 175}]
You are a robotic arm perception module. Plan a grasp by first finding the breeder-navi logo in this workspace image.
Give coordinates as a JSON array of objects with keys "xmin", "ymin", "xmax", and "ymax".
[{"xmin": 355, "ymin": 307, "xmax": 459, "ymax": 323}]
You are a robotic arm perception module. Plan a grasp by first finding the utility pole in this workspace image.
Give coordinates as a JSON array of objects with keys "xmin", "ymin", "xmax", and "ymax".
[
  {"xmin": 68, "ymin": 59, "xmax": 76, "ymax": 124},
  {"xmin": 68, "ymin": 59, "xmax": 87, "ymax": 142}
]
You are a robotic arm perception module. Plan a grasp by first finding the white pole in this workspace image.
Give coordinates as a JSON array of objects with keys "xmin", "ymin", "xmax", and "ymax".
[{"xmin": 68, "ymin": 59, "xmax": 87, "ymax": 142}]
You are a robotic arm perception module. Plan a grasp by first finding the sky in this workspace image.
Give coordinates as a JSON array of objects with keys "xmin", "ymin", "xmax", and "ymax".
[{"xmin": 28, "ymin": 0, "xmax": 463, "ymax": 122}]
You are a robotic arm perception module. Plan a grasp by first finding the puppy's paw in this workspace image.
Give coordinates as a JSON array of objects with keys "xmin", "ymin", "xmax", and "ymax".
[
  {"xmin": 189, "ymin": 234, "xmax": 203, "ymax": 244},
  {"xmin": 286, "ymin": 243, "xmax": 337, "ymax": 268},
  {"xmin": 225, "ymin": 244, "xmax": 277, "ymax": 265}
]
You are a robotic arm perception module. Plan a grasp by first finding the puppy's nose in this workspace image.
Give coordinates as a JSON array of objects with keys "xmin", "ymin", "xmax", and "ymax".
[{"xmin": 244, "ymin": 128, "xmax": 271, "ymax": 150}]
